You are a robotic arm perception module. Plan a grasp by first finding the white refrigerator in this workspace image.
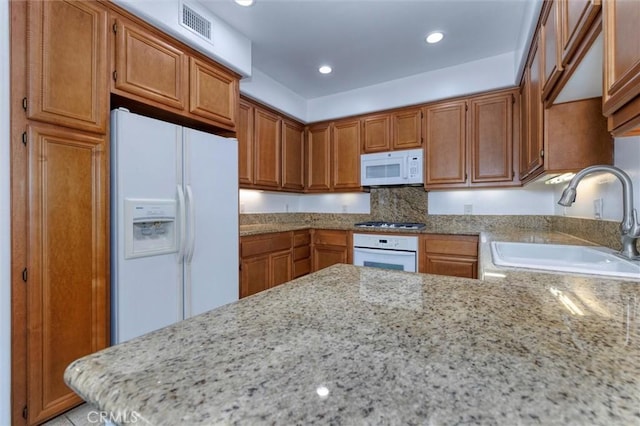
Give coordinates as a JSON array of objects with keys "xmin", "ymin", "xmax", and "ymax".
[{"xmin": 111, "ymin": 108, "xmax": 238, "ymax": 344}]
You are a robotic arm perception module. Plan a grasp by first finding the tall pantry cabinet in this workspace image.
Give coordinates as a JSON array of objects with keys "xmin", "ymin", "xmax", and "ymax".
[{"xmin": 12, "ymin": 1, "xmax": 110, "ymax": 424}]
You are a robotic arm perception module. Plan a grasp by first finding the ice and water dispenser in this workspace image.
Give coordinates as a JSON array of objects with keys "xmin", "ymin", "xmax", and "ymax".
[{"xmin": 124, "ymin": 199, "xmax": 177, "ymax": 259}]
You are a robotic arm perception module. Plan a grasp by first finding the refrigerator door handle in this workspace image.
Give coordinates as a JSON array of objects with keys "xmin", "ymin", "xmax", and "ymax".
[
  {"xmin": 185, "ymin": 184, "xmax": 196, "ymax": 264},
  {"xmin": 176, "ymin": 185, "xmax": 187, "ymax": 263}
]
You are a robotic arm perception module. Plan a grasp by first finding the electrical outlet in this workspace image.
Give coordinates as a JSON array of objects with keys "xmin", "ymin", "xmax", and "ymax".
[
  {"xmin": 342, "ymin": 204, "xmax": 348, "ymax": 213},
  {"xmin": 240, "ymin": 203, "xmax": 245, "ymax": 213},
  {"xmin": 285, "ymin": 203, "xmax": 289, "ymax": 213},
  {"xmin": 593, "ymin": 198, "xmax": 603, "ymax": 220},
  {"xmin": 463, "ymin": 204, "xmax": 473, "ymax": 215}
]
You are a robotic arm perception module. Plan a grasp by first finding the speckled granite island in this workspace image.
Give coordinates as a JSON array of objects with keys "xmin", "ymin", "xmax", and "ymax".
[{"xmin": 65, "ymin": 238, "xmax": 640, "ymax": 425}]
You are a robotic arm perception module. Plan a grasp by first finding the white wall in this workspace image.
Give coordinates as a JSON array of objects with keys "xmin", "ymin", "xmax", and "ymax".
[
  {"xmin": 239, "ymin": 190, "xmax": 370, "ymax": 214},
  {"xmin": 1, "ymin": 0, "xmax": 11, "ymax": 422},
  {"xmin": 306, "ymin": 52, "xmax": 516, "ymax": 123},
  {"xmin": 427, "ymin": 185, "xmax": 556, "ymax": 215},
  {"xmin": 240, "ymin": 68, "xmax": 308, "ymax": 122},
  {"xmin": 553, "ymin": 136, "xmax": 640, "ymax": 221},
  {"xmin": 111, "ymin": 0, "xmax": 252, "ymax": 76}
]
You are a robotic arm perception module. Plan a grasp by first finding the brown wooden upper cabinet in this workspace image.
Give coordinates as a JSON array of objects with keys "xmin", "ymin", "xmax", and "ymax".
[
  {"xmin": 306, "ymin": 121, "xmax": 361, "ymax": 192},
  {"xmin": 362, "ymin": 114, "xmax": 391, "ymax": 152},
  {"xmin": 560, "ymin": 0, "xmax": 601, "ymax": 65},
  {"xmin": 362, "ymin": 107, "xmax": 422, "ymax": 153},
  {"xmin": 27, "ymin": 0, "xmax": 108, "ymax": 134},
  {"xmin": 468, "ymin": 91, "xmax": 517, "ymax": 185},
  {"xmin": 603, "ymin": 0, "xmax": 640, "ymax": 135},
  {"xmin": 238, "ymin": 99, "xmax": 254, "ymax": 186},
  {"xmin": 253, "ymin": 107, "xmax": 282, "ymax": 188},
  {"xmin": 541, "ymin": 0, "xmax": 564, "ymax": 99},
  {"xmin": 425, "ymin": 88, "xmax": 519, "ymax": 190},
  {"xmin": 332, "ymin": 119, "xmax": 361, "ymax": 190},
  {"xmin": 282, "ymin": 119, "xmax": 305, "ymax": 191},
  {"xmin": 239, "ymin": 98, "xmax": 305, "ymax": 192},
  {"xmin": 538, "ymin": 0, "xmax": 602, "ymax": 106},
  {"xmin": 112, "ymin": 15, "xmax": 239, "ymax": 131},
  {"xmin": 521, "ymin": 23, "xmax": 613, "ymax": 183},
  {"xmin": 392, "ymin": 107, "xmax": 423, "ymax": 150},
  {"xmin": 113, "ymin": 16, "xmax": 188, "ymax": 111},
  {"xmin": 521, "ymin": 37, "xmax": 544, "ymax": 180},
  {"xmin": 306, "ymin": 123, "xmax": 332, "ymax": 191},
  {"xmin": 425, "ymin": 100, "xmax": 467, "ymax": 188},
  {"xmin": 189, "ymin": 57, "xmax": 238, "ymax": 129}
]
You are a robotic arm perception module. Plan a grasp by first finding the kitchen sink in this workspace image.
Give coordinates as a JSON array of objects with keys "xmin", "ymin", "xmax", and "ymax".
[{"xmin": 490, "ymin": 241, "xmax": 640, "ymax": 279}]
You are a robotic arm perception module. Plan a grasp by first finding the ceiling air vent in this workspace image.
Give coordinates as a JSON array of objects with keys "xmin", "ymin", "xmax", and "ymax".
[{"xmin": 181, "ymin": 3, "xmax": 212, "ymax": 41}]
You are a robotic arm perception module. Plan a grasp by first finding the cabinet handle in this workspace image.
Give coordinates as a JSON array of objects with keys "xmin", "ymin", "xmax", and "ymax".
[{"xmin": 540, "ymin": 149, "xmax": 544, "ymax": 158}]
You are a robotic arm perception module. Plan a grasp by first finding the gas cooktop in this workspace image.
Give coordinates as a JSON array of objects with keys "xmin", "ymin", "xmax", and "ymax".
[{"xmin": 354, "ymin": 221, "xmax": 427, "ymax": 230}]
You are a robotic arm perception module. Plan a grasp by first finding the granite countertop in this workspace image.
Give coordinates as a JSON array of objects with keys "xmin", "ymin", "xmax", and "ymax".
[{"xmin": 65, "ymin": 229, "xmax": 640, "ymax": 425}]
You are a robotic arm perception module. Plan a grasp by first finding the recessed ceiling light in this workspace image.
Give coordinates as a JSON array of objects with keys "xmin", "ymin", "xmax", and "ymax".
[
  {"xmin": 318, "ymin": 65, "xmax": 332, "ymax": 74},
  {"xmin": 234, "ymin": 0, "xmax": 254, "ymax": 6},
  {"xmin": 426, "ymin": 32, "xmax": 444, "ymax": 44}
]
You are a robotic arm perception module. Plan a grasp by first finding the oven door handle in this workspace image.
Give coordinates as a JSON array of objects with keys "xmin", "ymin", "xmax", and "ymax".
[{"xmin": 353, "ymin": 247, "xmax": 416, "ymax": 256}]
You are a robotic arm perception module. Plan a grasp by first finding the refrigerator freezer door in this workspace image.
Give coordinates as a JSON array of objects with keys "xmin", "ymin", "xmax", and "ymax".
[
  {"xmin": 111, "ymin": 109, "xmax": 184, "ymax": 344},
  {"xmin": 183, "ymin": 128, "xmax": 239, "ymax": 318}
]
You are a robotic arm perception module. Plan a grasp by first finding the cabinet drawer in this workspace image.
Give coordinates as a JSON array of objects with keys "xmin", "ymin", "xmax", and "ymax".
[
  {"xmin": 313, "ymin": 230, "xmax": 348, "ymax": 247},
  {"xmin": 293, "ymin": 246, "xmax": 310, "ymax": 261},
  {"xmin": 293, "ymin": 231, "xmax": 311, "ymax": 247},
  {"xmin": 423, "ymin": 234, "xmax": 478, "ymax": 257},
  {"xmin": 241, "ymin": 232, "xmax": 292, "ymax": 257},
  {"xmin": 293, "ymin": 258, "xmax": 311, "ymax": 278}
]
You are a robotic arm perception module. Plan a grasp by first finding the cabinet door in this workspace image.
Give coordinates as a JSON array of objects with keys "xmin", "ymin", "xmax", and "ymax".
[
  {"xmin": 362, "ymin": 114, "xmax": 391, "ymax": 153},
  {"xmin": 27, "ymin": 124, "xmax": 108, "ymax": 424},
  {"xmin": 603, "ymin": 0, "xmax": 640, "ymax": 115},
  {"xmin": 240, "ymin": 255, "xmax": 270, "ymax": 298},
  {"xmin": 253, "ymin": 108, "xmax": 281, "ymax": 188},
  {"xmin": 560, "ymin": 0, "xmax": 601, "ymax": 65},
  {"xmin": 282, "ymin": 119, "xmax": 305, "ymax": 191},
  {"xmin": 27, "ymin": 0, "xmax": 108, "ymax": 133},
  {"xmin": 522, "ymin": 39, "xmax": 544, "ymax": 179},
  {"xmin": 189, "ymin": 57, "xmax": 238, "ymax": 130},
  {"xmin": 332, "ymin": 119, "xmax": 361, "ymax": 190},
  {"xmin": 423, "ymin": 254, "xmax": 478, "ymax": 279},
  {"xmin": 306, "ymin": 123, "xmax": 332, "ymax": 191},
  {"xmin": 393, "ymin": 108, "xmax": 423, "ymax": 150},
  {"xmin": 238, "ymin": 100, "xmax": 254, "ymax": 186},
  {"xmin": 313, "ymin": 246, "xmax": 348, "ymax": 272},
  {"xmin": 469, "ymin": 91, "xmax": 514, "ymax": 184},
  {"xmin": 425, "ymin": 101, "xmax": 467, "ymax": 187},
  {"xmin": 541, "ymin": 0, "xmax": 563, "ymax": 98},
  {"xmin": 113, "ymin": 18, "xmax": 188, "ymax": 110},
  {"xmin": 270, "ymin": 250, "xmax": 293, "ymax": 288}
]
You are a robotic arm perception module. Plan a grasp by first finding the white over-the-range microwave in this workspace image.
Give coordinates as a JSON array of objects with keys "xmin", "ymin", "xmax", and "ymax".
[{"xmin": 360, "ymin": 148, "xmax": 424, "ymax": 186}]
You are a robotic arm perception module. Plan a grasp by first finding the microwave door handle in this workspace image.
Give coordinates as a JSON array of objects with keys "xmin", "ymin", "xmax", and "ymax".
[{"xmin": 403, "ymin": 156, "xmax": 409, "ymax": 179}]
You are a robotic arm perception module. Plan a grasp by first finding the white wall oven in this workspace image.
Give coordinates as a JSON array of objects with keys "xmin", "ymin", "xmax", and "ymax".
[{"xmin": 353, "ymin": 233, "xmax": 418, "ymax": 272}]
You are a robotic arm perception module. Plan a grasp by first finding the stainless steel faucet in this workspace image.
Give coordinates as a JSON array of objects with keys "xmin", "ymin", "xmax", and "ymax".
[{"xmin": 558, "ymin": 165, "xmax": 640, "ymax": 260}]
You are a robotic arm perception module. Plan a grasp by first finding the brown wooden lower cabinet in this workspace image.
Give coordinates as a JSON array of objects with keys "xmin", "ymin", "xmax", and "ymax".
[
  {"xmin": 419, "ymin": 234, "xmax": 479, "ymax": 279},
  {"xmin": 312, "ymin": 229, "xmax": 351, "ymax": 272},
  {"xmin": 240, "ymin": 232, "xmax": 292, "ymax": 298},
  {"xmin": 293, "ymin": 230, "xmax": 311, "ymax": 278},
  {"xmin": 240, "ymin": 230, "xmax": 312, "ymax": 298}
]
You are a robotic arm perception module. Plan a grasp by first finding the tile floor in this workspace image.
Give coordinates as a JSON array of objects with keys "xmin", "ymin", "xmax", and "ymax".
[{"xmin": 42, "ymin": 404, "xmax": 104, "ymax": 426}]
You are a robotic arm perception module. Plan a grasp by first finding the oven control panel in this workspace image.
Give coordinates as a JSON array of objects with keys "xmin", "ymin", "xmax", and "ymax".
[{"xmin": 353, "ymin": 233, "xmax": 418, "ymax": 251}]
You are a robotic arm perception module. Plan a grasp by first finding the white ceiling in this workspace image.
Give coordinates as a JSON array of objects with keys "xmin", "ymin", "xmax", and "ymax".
[{"xmin": 200, "ymin": 0, "xmax": 535, "ymax": 99}]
